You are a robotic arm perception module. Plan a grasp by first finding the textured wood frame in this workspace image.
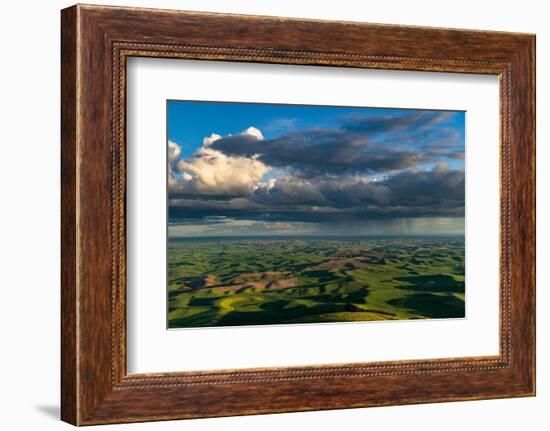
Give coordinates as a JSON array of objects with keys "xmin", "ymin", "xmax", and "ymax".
[{"xmin": 61, "ymin": 4, "xmax": 535, "ymax": 426}]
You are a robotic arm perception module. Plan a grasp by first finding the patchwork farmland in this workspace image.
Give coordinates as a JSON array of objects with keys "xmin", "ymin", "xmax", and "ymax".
[{"xmin": 167, "ymin": 237, "xmax": 465, "ymax": 328}]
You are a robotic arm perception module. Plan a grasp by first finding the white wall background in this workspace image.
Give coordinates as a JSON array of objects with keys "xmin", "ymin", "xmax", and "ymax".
[{"xmin": 0, "ymin": 0, "xmax": 546, "ymax": 429}]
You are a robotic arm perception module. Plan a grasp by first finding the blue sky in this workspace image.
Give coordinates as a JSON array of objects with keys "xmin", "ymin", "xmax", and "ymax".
[
  {"xmin": 168, "ymin": 101, "xmax": 373, "ymax": 150},
  {"xmin": 167, "ymin": 100, "xmax": 465, "ymax": 237}
]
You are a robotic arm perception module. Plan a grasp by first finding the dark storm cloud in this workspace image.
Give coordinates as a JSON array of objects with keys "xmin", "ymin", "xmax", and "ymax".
[
  {"xmin": 168, "ymin": 197, "xmax": 265, "ymax": 221},
  {"xmin": 209, "ymin": 111, "xmax": 463, "ymax": 177},
  {"xmin": 211, "ymin": 129, "xmax": 427, "ymax": 177},
  {"xmin": 169, "ymin": 166, "xmax": 464, "ymax": 223},
  {"xmin": 251, "ymin": 166, "xmax": 464, "ymax": 217},
  {"xmin": 168, "ymin": 191, "xmax": 241, "ymax": 201},
  {"xmin": 168, "ymin": 215, "xmax": 232, "ymax": 225}
]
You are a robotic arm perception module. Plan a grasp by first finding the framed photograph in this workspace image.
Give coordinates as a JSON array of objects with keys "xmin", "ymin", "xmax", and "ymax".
[
  {"xmin": 164, "ymin": 101, "xmax": 467, "ymax": 329},
  {"xmin": 61, "ymin": 4, "xmax": 535, "ymax": 425}
]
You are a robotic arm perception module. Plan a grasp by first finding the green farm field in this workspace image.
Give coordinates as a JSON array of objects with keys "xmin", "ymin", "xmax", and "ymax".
[{"xmin": 167, "ymin": 237, "xmax": 465, "ymax": 328}]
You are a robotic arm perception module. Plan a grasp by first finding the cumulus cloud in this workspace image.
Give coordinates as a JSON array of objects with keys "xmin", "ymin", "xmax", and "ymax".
[
  {"xmin": 168, "ymin": 140, "xmax": 181, "ymax": 160},
  {"xmin": 169, "ymin": 127, "xmax": 269, "ymax": 197},
  {"xmin": 168, "ymin": 140, "xmax": 182, "ymax": 186},
  {"xmin": 242, "ymin": 126, "xmax": 264, "ymax": 140},
  {"xmin": 202, "ymin": 133, "xmax": 221, "ymax": 146}
]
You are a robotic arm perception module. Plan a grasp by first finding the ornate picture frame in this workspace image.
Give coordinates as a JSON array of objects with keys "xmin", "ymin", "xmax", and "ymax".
[{"xmin": 61, "ymin": 4, "xmax": 535, "ymax": 425}]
